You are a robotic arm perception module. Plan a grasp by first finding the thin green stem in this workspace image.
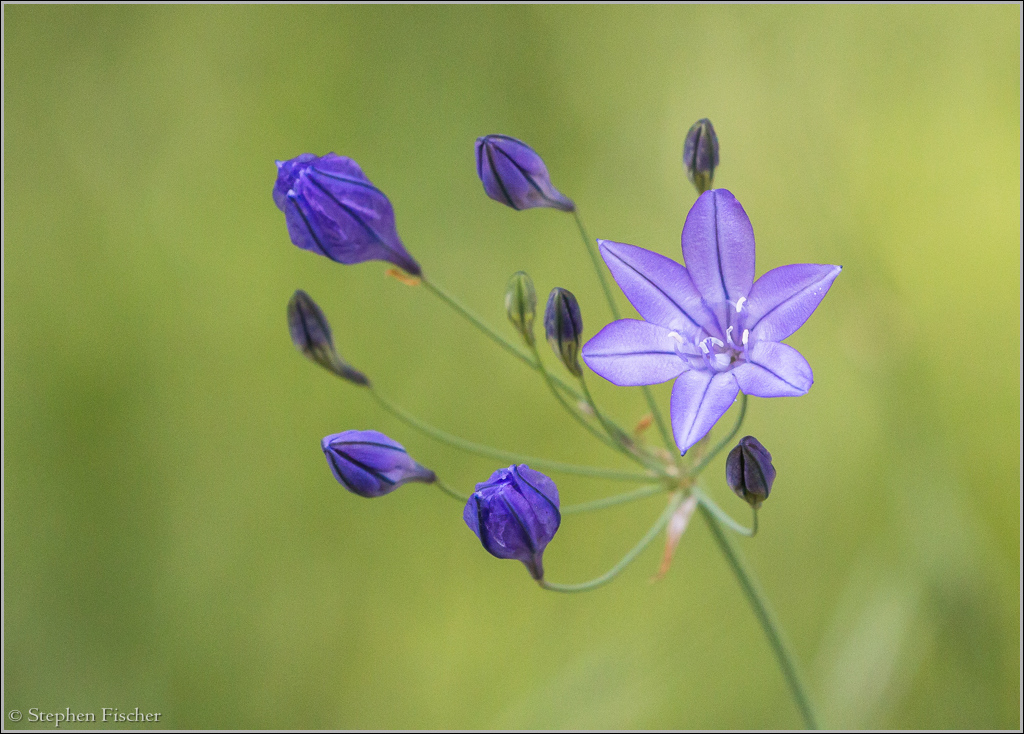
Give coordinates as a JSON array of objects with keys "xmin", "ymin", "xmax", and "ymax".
[
  {"xmin": 693, "ymin": 488, "xmax": 757, "ymax": 537},
  {"xmin": 699, "ymin": 503, "xmax": 819, "ymax": 729},
  {"xmin": 539, "ymin": 492, "xmax": 685, "ymax": 592},
  {"xmin": 577, "ymin": 374, "xmax": 623, "ymax": 445},
  {"xmin": 420, "ymin": 271, "xmax": 642, "ymax": 452},
  {"xmin": 433, "ymin": 477, "xmax": 469, "ymax": 503},
  {"xmin": 572, "ymin": 209, "xmax": 674, "ymax": 452},
  {"xmin": 689, "ymin": 393, "xmax": 748, "ymax": 477},
  {"xmin": 572, "ymin": 208, "xmax": 621, "ymax": 321},
  {"xmin": 367, "ymin": 386, "xmax": 653, "ymax": 482},
  {"xmin": 420, "ymin": 275, "xmax": 583, "ymax": 402},
  {"xmin": 562, "ymin": 483, "xmax": 669, "ymax": 514},
  {"xmin": 577, "ymin": 373, "xmax": 662, "ymax": 470},
  {"xmin": 528, "ymin": 342, "xmax": 637, "ymax": 459},
  {"xmin": 640, "ymin": 384, "xmax": 675, "ymax": 455}
]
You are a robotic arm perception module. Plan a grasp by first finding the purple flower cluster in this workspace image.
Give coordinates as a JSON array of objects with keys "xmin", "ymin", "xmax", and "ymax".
[{"xmin": 275, "ymin": 124, "xmax": 838, "ymax": 585}]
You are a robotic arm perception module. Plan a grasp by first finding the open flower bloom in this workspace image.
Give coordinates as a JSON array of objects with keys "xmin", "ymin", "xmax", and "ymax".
[
  {"xmin": 274, "ymin": 153, "xmax": 422, "ymax": 275},
  {"xmin": 582, "ymin": 189, "xmax": 841, "ymax": 454},
  {"xmin": 322, "ymin": 430, "xmax": 436, "ymax": 498},
  {"xmin": 463, "ymin": 465, "xmax": 560, "ymax": 580}
]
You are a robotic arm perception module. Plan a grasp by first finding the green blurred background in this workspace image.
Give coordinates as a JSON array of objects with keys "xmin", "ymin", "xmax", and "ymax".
[{"xmin": 4, "ymin": 5, "xmax": 1019, "ymax": 729}]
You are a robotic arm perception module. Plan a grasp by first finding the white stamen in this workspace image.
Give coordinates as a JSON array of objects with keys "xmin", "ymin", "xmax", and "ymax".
[
  {"xmin": 735, "ymin": 296, "xmax": 747, "ymax": 313},
  {"xmin": 699, "ymin": 341, "xmax": 710, "ymax": 354},
  {"xmin": 726, "ymin": 326, "xmax": 735, "ymax": 346},
  {"xmin": 668, "ymin": 331, "xmax": 685, "ymax": 345},
  {"xmin": 742, "ymin": 329, "xmax": 749, "ymax": 346},
  {"xmin": 708, "ymin": 337, "xmax": 724, "ymax": 348}
]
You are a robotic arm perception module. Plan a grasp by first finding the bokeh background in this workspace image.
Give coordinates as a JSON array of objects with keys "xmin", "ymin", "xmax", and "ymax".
[{"xmin": 4, "ymin": 5, "xmax": 1020, "ymax": 729}]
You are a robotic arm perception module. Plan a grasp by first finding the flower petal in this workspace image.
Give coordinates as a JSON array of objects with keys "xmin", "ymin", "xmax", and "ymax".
[
  {"xmin": 512, "ymin": 465, "xmax": 561, "ymax": 541},
  {"xmin": 670, "ymin": 370, "xmax": 739, "ymax": 454},
  {"xmin": 744, "ymin": 264, "xmax": 841, "ymax": 342},
  {"xmin": 311, "ymin": 153, "xmax": 371, "ymax": 180},
  {"xmin": 288, "ymin": 176, "xmax": 420, "ymax": 274},
  {"xmin": 284, "ymin": 193, "xmax": 335, "ymax": 259},
  {"xmin": 681, "ymin": 189, "xmax": 755, "ymax": 328},
  {"xmin": 273, "ymin": 153, "xmax": 317, "ymax": 211},
  {"xmin": 582, "ymin": 320, "xmax": 687, "ymax": 386},
  {"xmin": 733, "ymin": 341, "xmax": 813, "ymax": 397},
  {"xmin": 598, "ymin": 240, "xmax": 721, "ymax": 337}
]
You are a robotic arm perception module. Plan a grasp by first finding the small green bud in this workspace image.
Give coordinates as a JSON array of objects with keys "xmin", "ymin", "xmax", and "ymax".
[{"xmin": 505, "ymin": 271, "xmax": 537, "ymax": 347}]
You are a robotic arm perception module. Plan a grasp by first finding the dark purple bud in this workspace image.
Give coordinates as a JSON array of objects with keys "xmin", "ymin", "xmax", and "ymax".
[
  {"xmin": 322, "ymin": 430, "xmax": 436, "ymax": 498},
  {"xmin": 463, "ymin": 465, "xmax": 560, "ymax": 580},
  {"xmin": 725, "ymin": 436, "xmax": 776, "ymax": 509},
  {"xmin": 545, "ymin": 287, "xmax": 584, "ymax": 377},
  {"xmin": 273, "ymin": 153, "xmax": 421, "ymax": 275},
  {"xmin": 475, "ymin": 135, "xmax": 575, "ymax": 212},
  {"xmin": 682, "ymin": 118, "xmax": 719, "ymax": 194},
  {"xmin": 505, "ymin": 271, "xmax": 537, "ymax": 347},
  {"xmin": 287, "ymin": 290, "xmax": 368, "ymax": 385}
]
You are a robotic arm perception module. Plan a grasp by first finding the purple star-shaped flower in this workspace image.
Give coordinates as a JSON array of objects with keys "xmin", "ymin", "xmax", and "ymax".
[{"xmin": 582, "ymin": 189, "xmax": 841, "ymax": 455}]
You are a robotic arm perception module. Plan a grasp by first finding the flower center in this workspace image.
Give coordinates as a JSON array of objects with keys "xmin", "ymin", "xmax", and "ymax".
[{"xmin": 668, "ymin": 324, "xmax": 748, "ymax": 374}]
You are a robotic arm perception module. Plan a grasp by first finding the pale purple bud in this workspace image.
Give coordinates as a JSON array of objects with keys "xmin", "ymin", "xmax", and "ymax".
[
  {"xmin": 322, "ymin": 430, "xmax": 435, "ymax": 498},
  {"xmin": 475, "ymin": 135, "xmax": 575, "ymax": 212},
  {"xmin": 274, "ymin": 153, "xmax": 421, "ymax": 275}
]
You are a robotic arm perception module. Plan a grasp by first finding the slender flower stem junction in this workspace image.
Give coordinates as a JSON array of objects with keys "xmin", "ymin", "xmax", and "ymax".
[
  {"xmin": 528, "ymin": 342, "xmax": 636, "ymax": 459},
  {"xmin": 699, "ymin": 502, "xmax": 818, "ymax": 729},
  {"xmin": 693, "ymin": 488, "xmax": 758, "ymax": 537},
  {"xmin": 419, "ymin": 272, "xmax": 637, "ymax": 445},
  {"xmin": 540, "ymin": 492, "xmax": 685, "ymax": 592},
  {"xmin": 561, "ymin": 483, "xmax": 669, "ymax": 514},
  {"xmin": 421, "ymin": 274, "xmax": 542, "ymax": 375},
  {"xmin": 367, "ymin": 386, "xmax": 654, "ymax": 482}
]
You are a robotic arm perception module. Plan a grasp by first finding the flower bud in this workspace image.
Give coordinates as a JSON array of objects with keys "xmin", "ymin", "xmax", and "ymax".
[
  {"xmin": 545, "ymin": 287, "xmax": 584, "ymax": 377},
  {"xmin": 287, "ymin": 290, "xmax": 368, "ymax": 385},
  {"xmin": 725, "ymin": 436, "xmax": 776, "ymax": 509},
  {"xmin": 682, "ymin": 118, "xmax": 719, "ymax": 194},
  {"xmin": 475, "ymin": 135, "xmax": 575, "ymax": 212},
  {"xmin": 505, "ymin": 271, "xmax": 537, "ymax": 347},
  {"xmin": 273, "ymin": 153, "xmax": 421, "ymax": 275},
  {"xmin": 322, "ymin": 430, "xmax": 436, "ymax": 498},
  {"xmin": 463, "ymin": 465, "xmax": 560, "ymax": 580}
]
